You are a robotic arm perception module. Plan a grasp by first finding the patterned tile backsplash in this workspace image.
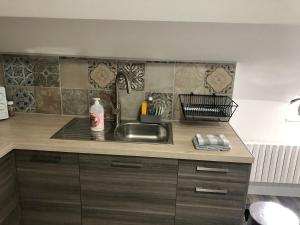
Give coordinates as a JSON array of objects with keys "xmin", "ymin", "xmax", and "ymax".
[{"xmin": 0, "ymin": 54, "xmax": 236, "ymax": 120}]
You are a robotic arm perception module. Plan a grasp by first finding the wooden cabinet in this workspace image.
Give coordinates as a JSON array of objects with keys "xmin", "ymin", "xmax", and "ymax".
[
  {"xmin": 80, "ymin": 155, "xmax": 178, "ymax": 225},
  {"xmin": 0, "ymin": 152, "xmax": 21, "ymax": 225},
  {"xmin": 175, "ymin": 160, "xmax": 251, "ymax": 225},
  {"xmin": 15, "ymin": 150, "xmax": 81, "ymax": 225},
  {"xmin": 0, "ymin": 150, "xmax": 250, "ymax": 225}
]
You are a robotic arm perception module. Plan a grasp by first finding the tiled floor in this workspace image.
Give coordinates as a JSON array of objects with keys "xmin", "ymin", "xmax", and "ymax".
[{"xmin": 246, "ymin": 195, "xmax": 300, "ymax": 223}]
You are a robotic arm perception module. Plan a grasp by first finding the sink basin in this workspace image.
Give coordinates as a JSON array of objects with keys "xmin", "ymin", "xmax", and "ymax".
[
  {"xmin": 114, "ymin": 122, "xmax": 173, "ymax": 144},
  {"xmin": 51, "ymin": 118, "xmax": 173, "ymax": 144}
]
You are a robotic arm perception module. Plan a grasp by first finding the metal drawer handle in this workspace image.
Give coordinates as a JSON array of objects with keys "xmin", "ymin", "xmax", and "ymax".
[
  {"xmin": 111, "ymin": 161, "xmax": 142, "ymax": 168},
  {"xmin": 195, "ymin": 187, "xmax": 228, "ymax": 195},
  {"xmin": 196, "ymin": 166, "xmax": 229, "ymax": 173},
  {"xmin": 30, "ymin": 155, "xmax": 61, "ymax": 164}
]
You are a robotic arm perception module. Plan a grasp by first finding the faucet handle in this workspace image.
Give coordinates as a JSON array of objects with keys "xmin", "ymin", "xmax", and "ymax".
[{"xmin": 110, "ymin": 102, "xmax": 120, "ymax": 115}]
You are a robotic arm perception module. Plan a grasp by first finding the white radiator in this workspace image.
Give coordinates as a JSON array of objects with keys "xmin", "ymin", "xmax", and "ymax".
[{"xmin": 247, "ymin": 143, "xmax": 300, "ymax": 184}]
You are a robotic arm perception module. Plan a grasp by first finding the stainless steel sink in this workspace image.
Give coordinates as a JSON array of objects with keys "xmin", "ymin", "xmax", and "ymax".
[
  {"xmin": 114, "ymin": 122, "xmax": 173, "ymax": 144},
  {"xmin": 52, "ymin": 118, "xmax": 173, "ymax": 144}
]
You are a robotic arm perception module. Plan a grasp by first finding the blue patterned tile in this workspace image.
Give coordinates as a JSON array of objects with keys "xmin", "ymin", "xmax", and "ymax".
[
  {"xmin": 3, "ymin": 55, "xmax": 34, "ymax": 86},
  {"xmin": 5, "ymin": 85, "xmax": 36, "ymax": 112}
]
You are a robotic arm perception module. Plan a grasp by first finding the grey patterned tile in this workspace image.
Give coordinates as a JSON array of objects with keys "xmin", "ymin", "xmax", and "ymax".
[
  {"xmin": 144, "ymin": 63, "xmax": 175, "ymax": 92},
  {"xmin": 35, "ymin": 87, "xmax": 61, "ymax": 114},
  {"xmin": 118, "ymin": 63, "xmax": 145, "ymax": 91},
  {"xmin": 88, "ymin": 89, "xmax": 116, "ymax": 120},
  {"xmin": 33, "ymin": 57, "xmax": 60, "ymax": 87},
  {"xmin": 0, "ymin": 56, "xmax": 4, "ymax": 86},
  {"xmin": 174, "ymin": 63, "xmax": 207, "ymax": 94},
  {"xmin": 88, "ymin": 60, "xmax": 117, "ymax": 90},
  {"xmin": 119, "ymin": 90, "xmax": 145, "ymax": 119},
  {"xmin": 204, "ymin": 64, "xmax": 235, "ymax": 94},
  {"xmin": 5, "ymin": 85, "xmax": 36, "ymax": 112},
  {"xmin": 145, "ymin": 92, "xmax": 173, "ymax": 120},
  {"xmin": 3, "ymin": 55, "xmax": 34, "ymax": 86},
  {"xmin": 62, "ymin": 89, "xmax": 88, "ymax": 115},
  {"xmin": 60, "ymin": 58, "xmax": 88, "ymax": 89}
]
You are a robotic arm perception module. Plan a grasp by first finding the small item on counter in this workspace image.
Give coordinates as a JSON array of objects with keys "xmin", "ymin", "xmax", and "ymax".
[
  {"xmin": 7, "ymin": 101, "xmax": 15, "ymax": 117},
  {"xmin": 141, "ymin": 100, "xmax": 148, "ymax": 115},
  {"xmin": 89, "ymin": 98, "xmax": 104, "ymax": 132},
  {"xmin": 147, "ymin": 96, "xmax": 154, "ymax": 115},
  {"xmin": 139, "ymin": 96, "xmax": 162, "ymax": 123},
  {"xmin": 192, "ymin": 133, "xmax": 231, "ymax": 151}
]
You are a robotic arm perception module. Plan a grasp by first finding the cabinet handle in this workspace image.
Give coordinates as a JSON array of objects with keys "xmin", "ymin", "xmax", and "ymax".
[
  {"xmin": 195, "ymin": 187, "xmax": 228, "ymax": 195},
  {"xmin": 196, "ymin": 166, "xmax": 229, "ymax": 173},
  {"xmin": 111, "ymin": 161, "xmax": 142, "ymax": 168},
  {"xmin": 30, "ymin": 155, "xmax": 61, "ymax": 164}
]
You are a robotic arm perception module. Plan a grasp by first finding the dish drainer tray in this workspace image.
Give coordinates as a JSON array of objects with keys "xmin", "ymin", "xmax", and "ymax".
[{"xmin": 179, "ymin": 93, "xmax": 238, "ymax": 122}]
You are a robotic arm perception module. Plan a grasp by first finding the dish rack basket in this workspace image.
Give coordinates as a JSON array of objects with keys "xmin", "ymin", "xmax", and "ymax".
[{"xmin": 179, "ymin": 93, "xmax": 238, "ymax": 122}]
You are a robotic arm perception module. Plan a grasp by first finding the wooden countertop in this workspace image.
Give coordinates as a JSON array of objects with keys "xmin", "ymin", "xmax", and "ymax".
[{"xmin": 0, "ymin": 113, "xmax": 253, "ymax": 163}]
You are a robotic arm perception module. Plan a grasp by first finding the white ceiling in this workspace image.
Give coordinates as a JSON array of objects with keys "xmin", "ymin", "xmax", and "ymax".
[
  {"xmin": 0, "ymin": 17, "xmax": 300, "ymax": 102},
  {"xmin": 1, "ymin": 0, "xmax": 300, "ymax": 24}
]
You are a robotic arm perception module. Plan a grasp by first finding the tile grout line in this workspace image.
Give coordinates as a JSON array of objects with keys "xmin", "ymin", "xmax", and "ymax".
[
  {"xmin": 58, "ymin": 57, "xmax": 63, "ymax": 115},
  {"xmin": 172, "ymin": 62, "xmax": 176, "ymax": 120}
]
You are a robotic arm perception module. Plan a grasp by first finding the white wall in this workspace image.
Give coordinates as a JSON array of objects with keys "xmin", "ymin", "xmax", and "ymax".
[
  {"xmin": 230, "ymin": 99, "xmax": 300, "ymax": 145},
  {"xmin": 1, "ymin": 0, "xmax": 300, "ymax": 24},
  {"xmin": 1, "ymin": 17, "xmax": 300, "ymax": 145}
]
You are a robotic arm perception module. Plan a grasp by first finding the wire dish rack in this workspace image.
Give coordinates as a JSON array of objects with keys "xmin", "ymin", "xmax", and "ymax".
[{"xmin": 179, "ymin": 93, "xmax": 238, "ymax": 122}]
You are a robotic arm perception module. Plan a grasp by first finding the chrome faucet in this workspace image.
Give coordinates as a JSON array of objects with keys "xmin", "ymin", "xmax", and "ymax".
[{"xmin": 113, "ymin": 72, "xmax": 131, "ymax": 127}]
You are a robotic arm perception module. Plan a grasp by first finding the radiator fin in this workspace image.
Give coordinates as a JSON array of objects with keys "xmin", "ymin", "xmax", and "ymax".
[{"xmin": 247, "ymin": 144, "xmax": 300, "ymax": 184}]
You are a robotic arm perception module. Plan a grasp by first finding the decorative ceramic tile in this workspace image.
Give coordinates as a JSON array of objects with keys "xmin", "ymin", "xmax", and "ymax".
[
  {"xmin": 174, "ymin": 63, "xmax": 207, "ymax": 94},
  {"xmin": 204, "ymin": 64, "xmax": 235, "ymax": 94},
  {"xmin": 35, "ymin": 87, "xmax": 61, "ymax": 114},
  {"xmin": 117, "ymin": 63, "xmax": 145, "ymax": 91},
  {"xmin": 60, "ymin": 58, "xmax": 88, "ymax": 89},
  {"xmin": 62, "ymin": 89, "xmax": 88, "ymax": 115},
  {"xmin": 144, "ymin": 63, "xmax": 175, "ymax": 92},
  {"xmin": 0, "ymin": 57, "xmax": 4, "ymax": 86},
  {"xmin": 88, "ymin": 60, "xmax": 117, "ymax": 90},
  {"xmin": 145, "ymin": 92, "xmax": 173, "ymax": 120},
  {"xmin": 88, "ymin": 89, "xmax": 116, "ymax": 120},
  {"xmin": 172, "ymin": 94, "xmax": 183, "ymax": 120},
  {"xmin": 119, "ymin": 90, "xmax": 145, "ymax": 119},
  {"xmin": 3, "ymin": 55, "xmax": 34, "ymax": 86},
  {"xmin": 5, "ymin": 86, "xmax": 35, "ymax": 112},
  {"xmin": 33, "ymin": 57, "xmax": 59, "ymax": 87}
]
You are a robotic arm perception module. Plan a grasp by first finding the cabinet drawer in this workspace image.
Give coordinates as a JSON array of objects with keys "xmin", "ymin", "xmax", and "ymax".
[
  {"xmin": 21, "ymin": 200, "xmax": 81, "ymax": 225},
  {"xmin": 179, "ymin": 160, "xmax": 251, "ymax": 183},
  {"xmin": 16, "ymin": 150, "xmax": 80, "ymax": 203},
  {"xmin": 176, "ymin": 204, "xmax": 243, "ymax": 225},
  {"xmin": 80, "ymin": 154, "xmax": 178, "ymax": 221},
  {"xmin": 177, "ymin": 178, "xmax": 248, "ymax": 208},
  {"xmin": 83, "ymin": 208, "xmax": 174, "ymax": 225}
]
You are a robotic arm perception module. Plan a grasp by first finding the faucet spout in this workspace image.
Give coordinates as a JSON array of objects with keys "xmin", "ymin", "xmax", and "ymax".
[{"xmin": 114, "ymin": 72, "xmax": 132, "ymax": 127}]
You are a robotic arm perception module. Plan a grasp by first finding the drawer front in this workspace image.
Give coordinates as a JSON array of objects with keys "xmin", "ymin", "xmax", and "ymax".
[
  {"xmin": 80, "ymin": 154, "xmax": 178, "ymax": 224},
  {"xmin": 179, "ymin": 160, "xmax": 251, "ymax": 183},
  {"xmin": 83, "ymin": 208, "xmax": 174, "ymax": 225},
  {"xmin": 16, "ymin": 150, "xmax": 80, "ymax": 203},
  {"xmin": 1, "ymin": 206, "xmax": 21, "ymax": 225},
  {"xmin": 0, "ymin": 153, "xmax": 20, "ymax": 225},
  {"xmin": 176, "ymin": 204, "xmax": 243, "ymax": 225},
  {"xmin": 21, "ymin": 200, "xmax": 81, "ymax": 225},
  {"xmin": 177, "ymin": 178, "xmax": 248, "ymax": 208}
]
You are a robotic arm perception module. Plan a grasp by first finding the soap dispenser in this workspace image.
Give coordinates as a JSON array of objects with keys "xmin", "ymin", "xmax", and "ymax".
[{"xmin": 89, "ymin": 98, "xmax": 104, "ymax": 132}]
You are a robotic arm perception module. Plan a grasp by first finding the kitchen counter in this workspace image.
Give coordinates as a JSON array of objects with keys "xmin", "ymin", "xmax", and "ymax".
[{"xmin": 0, "ymin": 113, "xmax": 253, "ymax": 163}]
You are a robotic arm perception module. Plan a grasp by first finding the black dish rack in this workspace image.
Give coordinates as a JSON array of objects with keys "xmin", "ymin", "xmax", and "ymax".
[{"xmin": 179, "ymin": 93, "xmax": 238, "ymax": 122}]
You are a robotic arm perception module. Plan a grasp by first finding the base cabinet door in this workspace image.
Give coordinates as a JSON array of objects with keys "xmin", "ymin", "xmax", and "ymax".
[
  {"xmin": 80, "ymin": 154, "xmax": 178, "ymax": 225},
  {"xmin": 0, "ymin": 152, "xmax": 21, "ymax": 225},
  {"xmin": 16, "ymin": 150, "xmax": 81, "ymax": 225}
]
